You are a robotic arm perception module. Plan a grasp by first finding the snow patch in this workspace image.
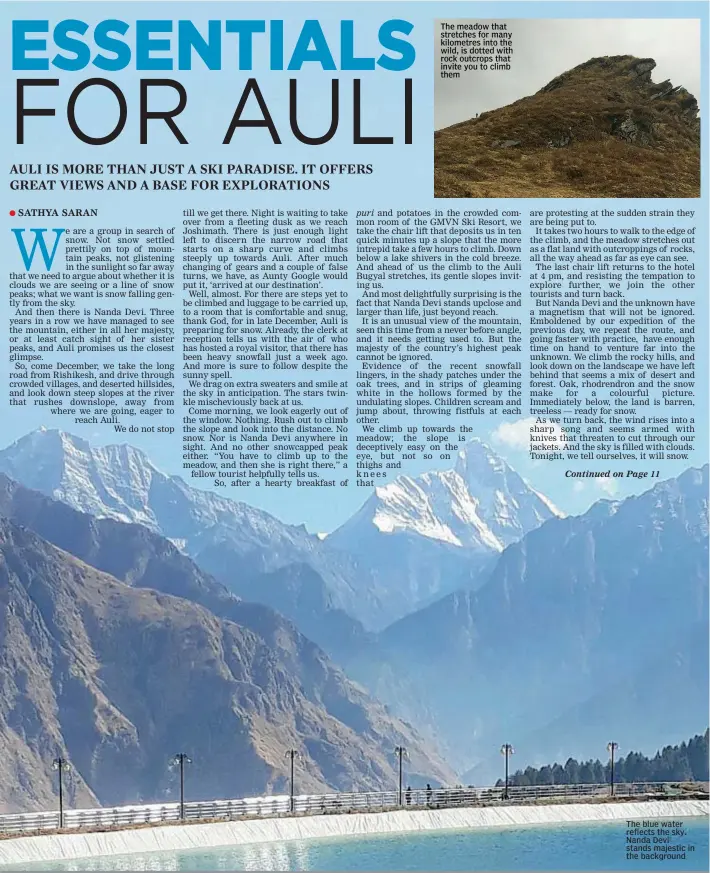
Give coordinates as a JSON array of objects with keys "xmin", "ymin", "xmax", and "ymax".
[{"xmin": 344, "ymin": 439, "xmax": 560, "ymax": 552}]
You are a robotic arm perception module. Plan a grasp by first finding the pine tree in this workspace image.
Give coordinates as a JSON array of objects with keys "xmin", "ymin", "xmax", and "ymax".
[
  {"xmin": 507, "ymin": 731, "xmax": 708, "ymax": 786},
  {"xmin": 551, "ymin": 763, "xmax": 565, "ymax": 785},
  {"xmin": 687, "ymin": 730, "xmax": 709, "ymax": 780}
]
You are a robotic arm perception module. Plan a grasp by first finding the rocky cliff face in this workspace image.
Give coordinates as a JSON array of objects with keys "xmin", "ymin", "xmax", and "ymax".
[
  {"xmin": 435, "ymin": 55, "xmax": 700, "ymax": 197},
  {"xmin": 0, "ymin": 482, "xmax": 453, "ymax": 813},
  {"xmin": 531, "ymin": 56, "xmax": 698, "ymax": 146},
  {"xmin": 0, "ymin": 429, "xmax": 383, "ymax": 637}
]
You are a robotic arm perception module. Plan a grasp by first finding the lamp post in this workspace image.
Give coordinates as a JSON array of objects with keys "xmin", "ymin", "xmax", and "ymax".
[
  {"xmin": 172, "ymin": 753, "xmax": 192, "ymax": 820},
  {"xmin": 394, "ymin": 746, "xmax": 407, "ymax": 806},
  {"xmin": 607, "ymin": 742, "xmax": 619, "ymax": 797},
  {"xmin": 500, "ymin": 744, "xmax": 514, "ymax": 800},
  {"xmin": 52, "ymin": 757, "xmax": 68, "ymax": 829},
  {"xmin": 285, "ymin": 750, "xmax": 299, "ymax": 813}
]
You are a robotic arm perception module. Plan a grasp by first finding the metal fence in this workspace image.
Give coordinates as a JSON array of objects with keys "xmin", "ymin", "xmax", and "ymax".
[{"xmin": 0, "ymin": 782, "xmax": 691, "ymax": 836}]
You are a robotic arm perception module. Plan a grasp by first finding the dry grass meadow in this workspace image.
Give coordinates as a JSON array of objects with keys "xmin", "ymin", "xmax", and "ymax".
[{"xmin": 434, "ymin": 56, "xmax": 700, "ymax": 199}]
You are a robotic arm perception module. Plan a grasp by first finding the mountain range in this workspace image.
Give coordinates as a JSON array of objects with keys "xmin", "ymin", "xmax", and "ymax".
[
  {"xmin": 348, "ymin": 466, "xmax": 709, "ymax": 778},
  {"xmin": 0, "ymin": 428, "xmax": 706, "ymax": 808},
  {"xmin": 0, "ymin": 473, "xmax": 453, "ymax": 813},
  {"xmin": 0, "ymin": 430, "xmax": 558, "ymax": 634},
  {"xmin": 328, "ymin": 442, "xmax": 561, "ymax": 621},
  {"xmin": 0, "ymin": 428, "xmax": 373, "ymax": 655}
]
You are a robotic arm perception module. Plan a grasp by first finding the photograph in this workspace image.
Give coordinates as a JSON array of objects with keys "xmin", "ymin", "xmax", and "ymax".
[
  {"xmin": 1, "ymin": 3, "xmax": 708, "ymax": 871},
  {"xmin": 434, "ymin": 19, "xmax": 701, "ymax": 198}
]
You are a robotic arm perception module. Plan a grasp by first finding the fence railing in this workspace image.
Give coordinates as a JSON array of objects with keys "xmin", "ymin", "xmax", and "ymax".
[{"xmin": 0, "ymin": 782, "xmax": 693, "ymax": 837}]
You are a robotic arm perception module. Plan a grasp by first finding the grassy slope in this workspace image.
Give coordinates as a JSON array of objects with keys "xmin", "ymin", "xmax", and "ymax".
[{"xmin": 434, "ymin": 56, "xmax": 700, "ymax": 198}]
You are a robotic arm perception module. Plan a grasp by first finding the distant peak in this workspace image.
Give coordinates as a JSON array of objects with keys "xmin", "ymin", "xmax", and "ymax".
[
  {"xmin": 12, "ymin": 426, "xmax": 70, "ymax": 453},
  {"xmin": 456, "ymin": 436, "xmax": 503, "ymax": 456},
  {"xmin": 341, "ymin": 438, "xmax": 560, "ymax": 552},
  {"xmin": 457, "ymin": 436, "xmax": 492, "ymax": 454},
  {"xmin": 20, "ymin": 428, "xmax": 155, "ymax": 467},
  {"xmin": 454, "ymin": 438, "xmax": 509, "ymax": 479},
  {"xmin": 23, "ymin": 427, "xmax": 86, "ymax": 449}
]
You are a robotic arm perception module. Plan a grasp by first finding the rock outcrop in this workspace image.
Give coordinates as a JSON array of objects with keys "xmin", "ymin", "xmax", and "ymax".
[{"xmin": 435, "ymin": 55, "xmax": 700, "ymax": 197}]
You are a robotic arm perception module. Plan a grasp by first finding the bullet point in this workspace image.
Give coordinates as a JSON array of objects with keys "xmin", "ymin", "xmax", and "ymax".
[{"xmin": 9, "ymin": 210, "xmax": 16, "ymax": 216}]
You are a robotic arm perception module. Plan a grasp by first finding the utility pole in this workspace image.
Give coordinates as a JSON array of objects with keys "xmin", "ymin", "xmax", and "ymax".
[
  {"xmin": 52, "ymin": 757, "xmax": 67, "ymax": 829},
  {"xmin": 173, "ymin": 753, "xmax": 192, "ymax": 820},
  {"xmin": 500, "ymin": 744, "xmax": 514, "ymax": 800},
  {"xmin": 394, "ymin": 746, "xmax": 407, "ymax": 806},
  {"xmin": 607, "ymin": 742, "xmax": 619, "ymax": 797},
  {"xmin": 285, "ymin": 750, "xmax": 299, "ymax": 813}
]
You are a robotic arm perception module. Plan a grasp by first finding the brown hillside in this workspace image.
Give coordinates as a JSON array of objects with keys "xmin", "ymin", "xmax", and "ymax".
[
  {"xmin": 434, "ymin": 56, "xmax": 700, "ymax": 198},
  {"xmin": 0, "ymin": 503, "xmax": 453, "ymax": 813}
]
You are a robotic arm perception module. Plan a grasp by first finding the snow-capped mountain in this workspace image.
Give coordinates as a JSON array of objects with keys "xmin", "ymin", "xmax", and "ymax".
[
  {"xmin": 0, "ymin": 428, "xmax": 380, "ymax": 636},
  {"xmin": 351, "ymin": 466, "xmax": 709, "ymax": 775},
  {"xmin": 337, "ymin": 439, "xmax": 561, "ymax": 551},
  {"xmin": 0, "ymin": 474, "xmax": 453, "ymax": 811},
  {"xmin": 0, "ymin": 430, "xmax": 561, "ymax": 632},
  {"xmin": 326, "ymin": 439, "xmax": 563, "ymax": 623},
  {"xmin": 0, "ymin": 427, "xmax": 310, "ymax": 546}
]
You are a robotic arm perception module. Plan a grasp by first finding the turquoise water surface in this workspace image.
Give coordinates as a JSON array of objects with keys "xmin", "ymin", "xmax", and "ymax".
[{"xmin": 16, "ymin": 817, "xmax": 709, "ymax": 871}]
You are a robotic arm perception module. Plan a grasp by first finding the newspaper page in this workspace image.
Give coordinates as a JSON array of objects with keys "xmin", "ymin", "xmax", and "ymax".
[{"xmin": 0, "ymin": 1, "xmax": 708, "ymax": 870}]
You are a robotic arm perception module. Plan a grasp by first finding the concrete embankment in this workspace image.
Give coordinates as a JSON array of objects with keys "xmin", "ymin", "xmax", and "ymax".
[{"xmin": 0, "ymin": 800, "xmax": 707, "ymax": 866}]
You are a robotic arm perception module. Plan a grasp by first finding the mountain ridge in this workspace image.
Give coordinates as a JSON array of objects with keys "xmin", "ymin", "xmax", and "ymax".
[
  {"xmin": 435, "ymin": 54, "xmax": 700, "ymax": 197},
  {"xmin": 347, "ymin": 466, "xmax": 709, "ymax": 771},
  {"xmin": 0, "ymin": 477, "xmax": 454, "ymax": 812},
  {"xmin": 0, "ymin": 430, "xmax": 561, "ymax": 632},
  {"xmin": 328, "ymin": 439, "xmax": 562, "ymax": 624},
  {"xmin": 0, "ymin": 428, "xmax": 382, "ymax": 635}
]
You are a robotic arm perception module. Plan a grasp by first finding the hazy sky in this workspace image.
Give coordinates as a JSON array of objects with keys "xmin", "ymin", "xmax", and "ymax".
[{"xmin": 435, "ymin": 18, "xmax": 701, "ymax": 130}]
